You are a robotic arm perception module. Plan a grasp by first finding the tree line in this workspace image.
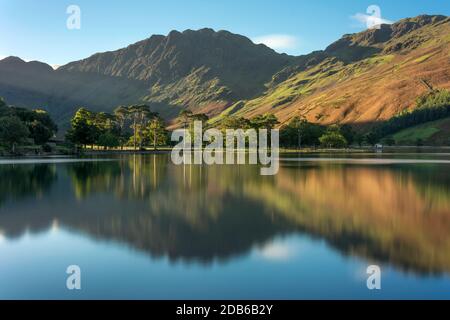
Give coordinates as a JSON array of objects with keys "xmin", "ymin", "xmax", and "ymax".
[
  {"xmin": 66, "ymin": 105, "xmax": 168, "ymax": 150},
  {"xmin": 369, "ymin": 89, "xmax": 450, "ymax": 144},
  {"xmin": 5, "ymin": 89, "xmax": 448, "ymax": 155},
  {"xmin": 0, "ymin": 97, "xmax": 58, "ymax": 153},
  {"xmin": 218, "ymin": 114, "xmax": 360, "ymax": 148}
]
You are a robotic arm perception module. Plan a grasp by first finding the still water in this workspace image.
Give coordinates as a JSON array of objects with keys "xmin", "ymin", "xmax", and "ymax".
[{"xmin": 1, "ymin": 153, "xmax": 450, "ymax": 299}]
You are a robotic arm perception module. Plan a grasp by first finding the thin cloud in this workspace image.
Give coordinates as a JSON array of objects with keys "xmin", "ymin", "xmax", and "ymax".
[
  {"xmin": 252, "ymin": 34, "xmax": 299, "ymax": 51},
  {"xmin": 351, "ymin": 13, "xmax": 393, "ymax": 29}
]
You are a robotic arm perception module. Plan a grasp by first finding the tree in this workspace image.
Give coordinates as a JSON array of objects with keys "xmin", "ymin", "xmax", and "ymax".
[
  {"xmin": 340, "ymin": 124, "xmax": 355, "ymax": 146},
  {"xmin": 0, "ymin": 97, "xmax": 6, "ymax": 109},
  {"xmin": 0, "ymin": 116, "xmax": 30, "ymax": 153},
  {"xmin": 29, "ymin": 120, "xmax": 53, "ymax": 145},
  {"xmin": 221, "ymin": 116, "xmax": 251, "ymax": 130},
  {"xmin": 365, "ymin": 132, "xmax": 380, "ymax": 146},
  {"xmin": 147, "ymin": 116, "xmax": 168, "ymax": 150},
  {"xmin": 373, "ymin": 89, "xmax": 450, "ymax": 140},
  {"xmin": 190, "ymin": 113, "xmax": 209, "ymax": 124},
  {"xmin": 250, "ymin": 113, "xmax": 279, "ymax": 130},
  {"xmin": 319, "ymin": 129, "xmax": 348, "ymax": 148},
  {"xmin": 129, "ymin": 105, "xmax": 151, "ymax": 150},
  {"xmin": 31, "ymin": 109, "xmax": 58, "ymax": 136},
  {"xmin": 280, "ymin": 117, "xmax": 325, "ymax": 148},
  {"xmin": 66, "ymin": 108, "xmax": 99, "ymax": 148},
  {"xmin": 114, "ymin": 106, "xmax": 130, "ymax": 149},
  {"xmin": 98, "ymin": 131, "xmax": 120, "ymax": 150},
  {"xmin": 354, "ymin": 133, "xmax": 365, "ymax": 147},
  {"xmin": 179, "ymin": 110, "xmax": 193, "ymax": 129},
  {"xmin": 6, "ymin": 107, "xmax": 57, "ymax": 145},
  {"xmin": 0, "ymin": 98, "xmax": 58, "ymax": 147}
]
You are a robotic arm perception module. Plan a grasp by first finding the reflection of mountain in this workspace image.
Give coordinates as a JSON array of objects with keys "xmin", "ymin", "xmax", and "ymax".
[{"xmin": 0, "ymin": 156, "xmax": 450, "ymax": 274}]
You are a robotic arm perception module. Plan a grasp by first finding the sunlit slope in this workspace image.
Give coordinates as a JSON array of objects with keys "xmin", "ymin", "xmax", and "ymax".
[{"xmin": 217, "ymin": 15, "xmax": 450, "ymax": 127}]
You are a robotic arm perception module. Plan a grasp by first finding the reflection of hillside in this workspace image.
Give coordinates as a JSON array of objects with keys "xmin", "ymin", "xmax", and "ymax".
[
  {"xmin": 242, "ymin": 165, "xmax": 450, "ymax": 274},
  {"xmin": 1, "ymin": 156, "xmax": 450, "ymax": 274}
]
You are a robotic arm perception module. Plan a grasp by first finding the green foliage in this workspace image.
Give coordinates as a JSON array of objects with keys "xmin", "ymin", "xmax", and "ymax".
[
  {"xmin": 365, "ymin": 132, "xmax": 380, "ymax": 145},
  {"xmin": 416, "ymin": 89, "xmax": 450, "ymax": 109},
  {"xmin": 280, "ymin": 116, "xmax": 325, "ymax": 147},
  {"xmin": 66, "ymin": 108, "xmax": 100, "ymax": 147},
  {"xmin": 29, "ymin": 120, "xmax": 53, "ymax": 145},
  {"xmin": 340, "ymin": 124, "xmax": 355, "ymax": 146},
  {"xmin": 0, "ymin": 116, "xmax": 30, "ymax": 152},
  {"xmin": 220, "ymin": 116, "xmax": 252, "ymax": 130},
  {"xmin": 372, "ymin": 90, "xmax": 450, "ymax": 140},
  {"xmin": 98, "ymin": 131, "xmax": 120, "ymax": 149},
  {"xmin": 146, "ymin": 116, "xmax": 168, "ymax": 149},
  {"xmin": 354, "ymin": 133, "xmax": 365, "ymax": 147},
  {"xmin": 389, "ymin": 117, "xmax": 450, "ymax": 145},
  {"xmin": 250, "ymin": 113, "xmax": 279, "ymax": 130},
  {"xmin": 319, "ymin": 130, "xmax": 348, "ymax": 148},
  {"xmin": 67, "ymin": 105, "xmax": 166, "ymax": 150},
  {"xmin": 0, "ymin": 98, "xmax": 57, "ymax": 150},
  {"xmin": 280, "ymin": 118, "xmax": 354, "ymax": 148}
]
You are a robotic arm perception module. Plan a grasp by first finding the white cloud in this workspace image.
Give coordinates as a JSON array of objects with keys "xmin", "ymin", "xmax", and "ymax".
[
  {"xmin": 351, "ymin": 13, "xmax": 393, "ymax": 29},
  {"xmin": 252, "ymin": 34, "xmax": 299, "ymax": 51},
  {"xmin": 0, "ymin": 55, "xmax": 5, "ymax": 61}
]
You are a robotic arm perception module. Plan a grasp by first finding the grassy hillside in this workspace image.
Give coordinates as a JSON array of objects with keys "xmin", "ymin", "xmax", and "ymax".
[
  {"xmin": 389, "ymin": 117, "xmax": 450, "ymax": 146},
  {"xmin": 212, "ymin": 15, "xmax": 450, "ymax": 128}
]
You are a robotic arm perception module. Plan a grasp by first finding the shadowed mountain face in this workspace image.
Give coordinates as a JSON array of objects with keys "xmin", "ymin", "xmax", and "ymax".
[
  {"xmin": 0, "ymin": 28, "xmax": 292, "ymax": 129},
  {"xmin": 61, "ymin": 29, "xmax": 292, "ymax": 102},
  {"xmin": 0, "ymin": 15, "xmax": 449, "ymax": 130}
]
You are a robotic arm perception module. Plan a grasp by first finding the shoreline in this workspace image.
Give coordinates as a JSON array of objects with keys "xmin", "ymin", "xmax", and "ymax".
[{"xmin": 1, "ymin": 145, "xmax": 450, "ymax": 159}]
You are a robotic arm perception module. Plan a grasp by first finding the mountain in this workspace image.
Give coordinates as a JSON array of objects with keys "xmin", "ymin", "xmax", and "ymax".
[
  {"xmin": 216, "ymin": 15, "xmax": 450, "ymax": 127},
  {"xmin": 0, "ymin": 15, "xmax": 449, "ymax": 131},
  {"xmin": 0, "ymin": 28, "xmax": 292, "ymax": 130},
  {"xmin": 0, "ymin": 56, "xmax": 148, "ymax": 129},
  {"xmin": 60, "ymin": 28, "xmax": 292, "ymax": 102}
]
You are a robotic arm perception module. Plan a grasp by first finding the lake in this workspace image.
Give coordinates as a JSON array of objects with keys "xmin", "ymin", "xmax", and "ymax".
[{"xmin": 1, "ymin": 152, "xmax": 450, "ymax": 299}]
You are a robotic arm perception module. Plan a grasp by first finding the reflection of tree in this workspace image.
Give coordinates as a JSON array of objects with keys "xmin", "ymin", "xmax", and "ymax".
[
  {"xmin": 67, "ymin": 155, "xmax": 168, "ymax": 200},
  {"xmin": 62, "ymin": 158, "xmax": 288, "ymax": 263},
  {"xmin": 0, "ymin": 164, "xmax": 57, "ymax": 205},
  {"xmin": 67, "ymin": 160, "xmax": 122, "ymax": 199},
  {"xmin": 1, "ymin": 156, "xmax": 450, "ymax": 274}
]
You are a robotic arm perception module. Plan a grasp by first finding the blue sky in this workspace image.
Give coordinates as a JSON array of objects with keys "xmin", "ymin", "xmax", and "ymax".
[{"xmin": 0, "ymin": 0, "xmax": 449, "ymax": 66}]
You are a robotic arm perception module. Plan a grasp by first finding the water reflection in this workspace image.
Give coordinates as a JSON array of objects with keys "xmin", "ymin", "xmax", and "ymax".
[
  {"xmin": 0, "ymin": 154, "xmax": 450, "ymax": 275},
  {"xmin": 0, "ymin": 164, "xmax": 57, "ymax": 205}
]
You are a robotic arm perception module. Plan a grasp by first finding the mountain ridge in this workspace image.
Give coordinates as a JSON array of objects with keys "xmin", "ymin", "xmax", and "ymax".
[{"xmin": 0, "ymin": 14, "xmax": 448, "ymax": 130}]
